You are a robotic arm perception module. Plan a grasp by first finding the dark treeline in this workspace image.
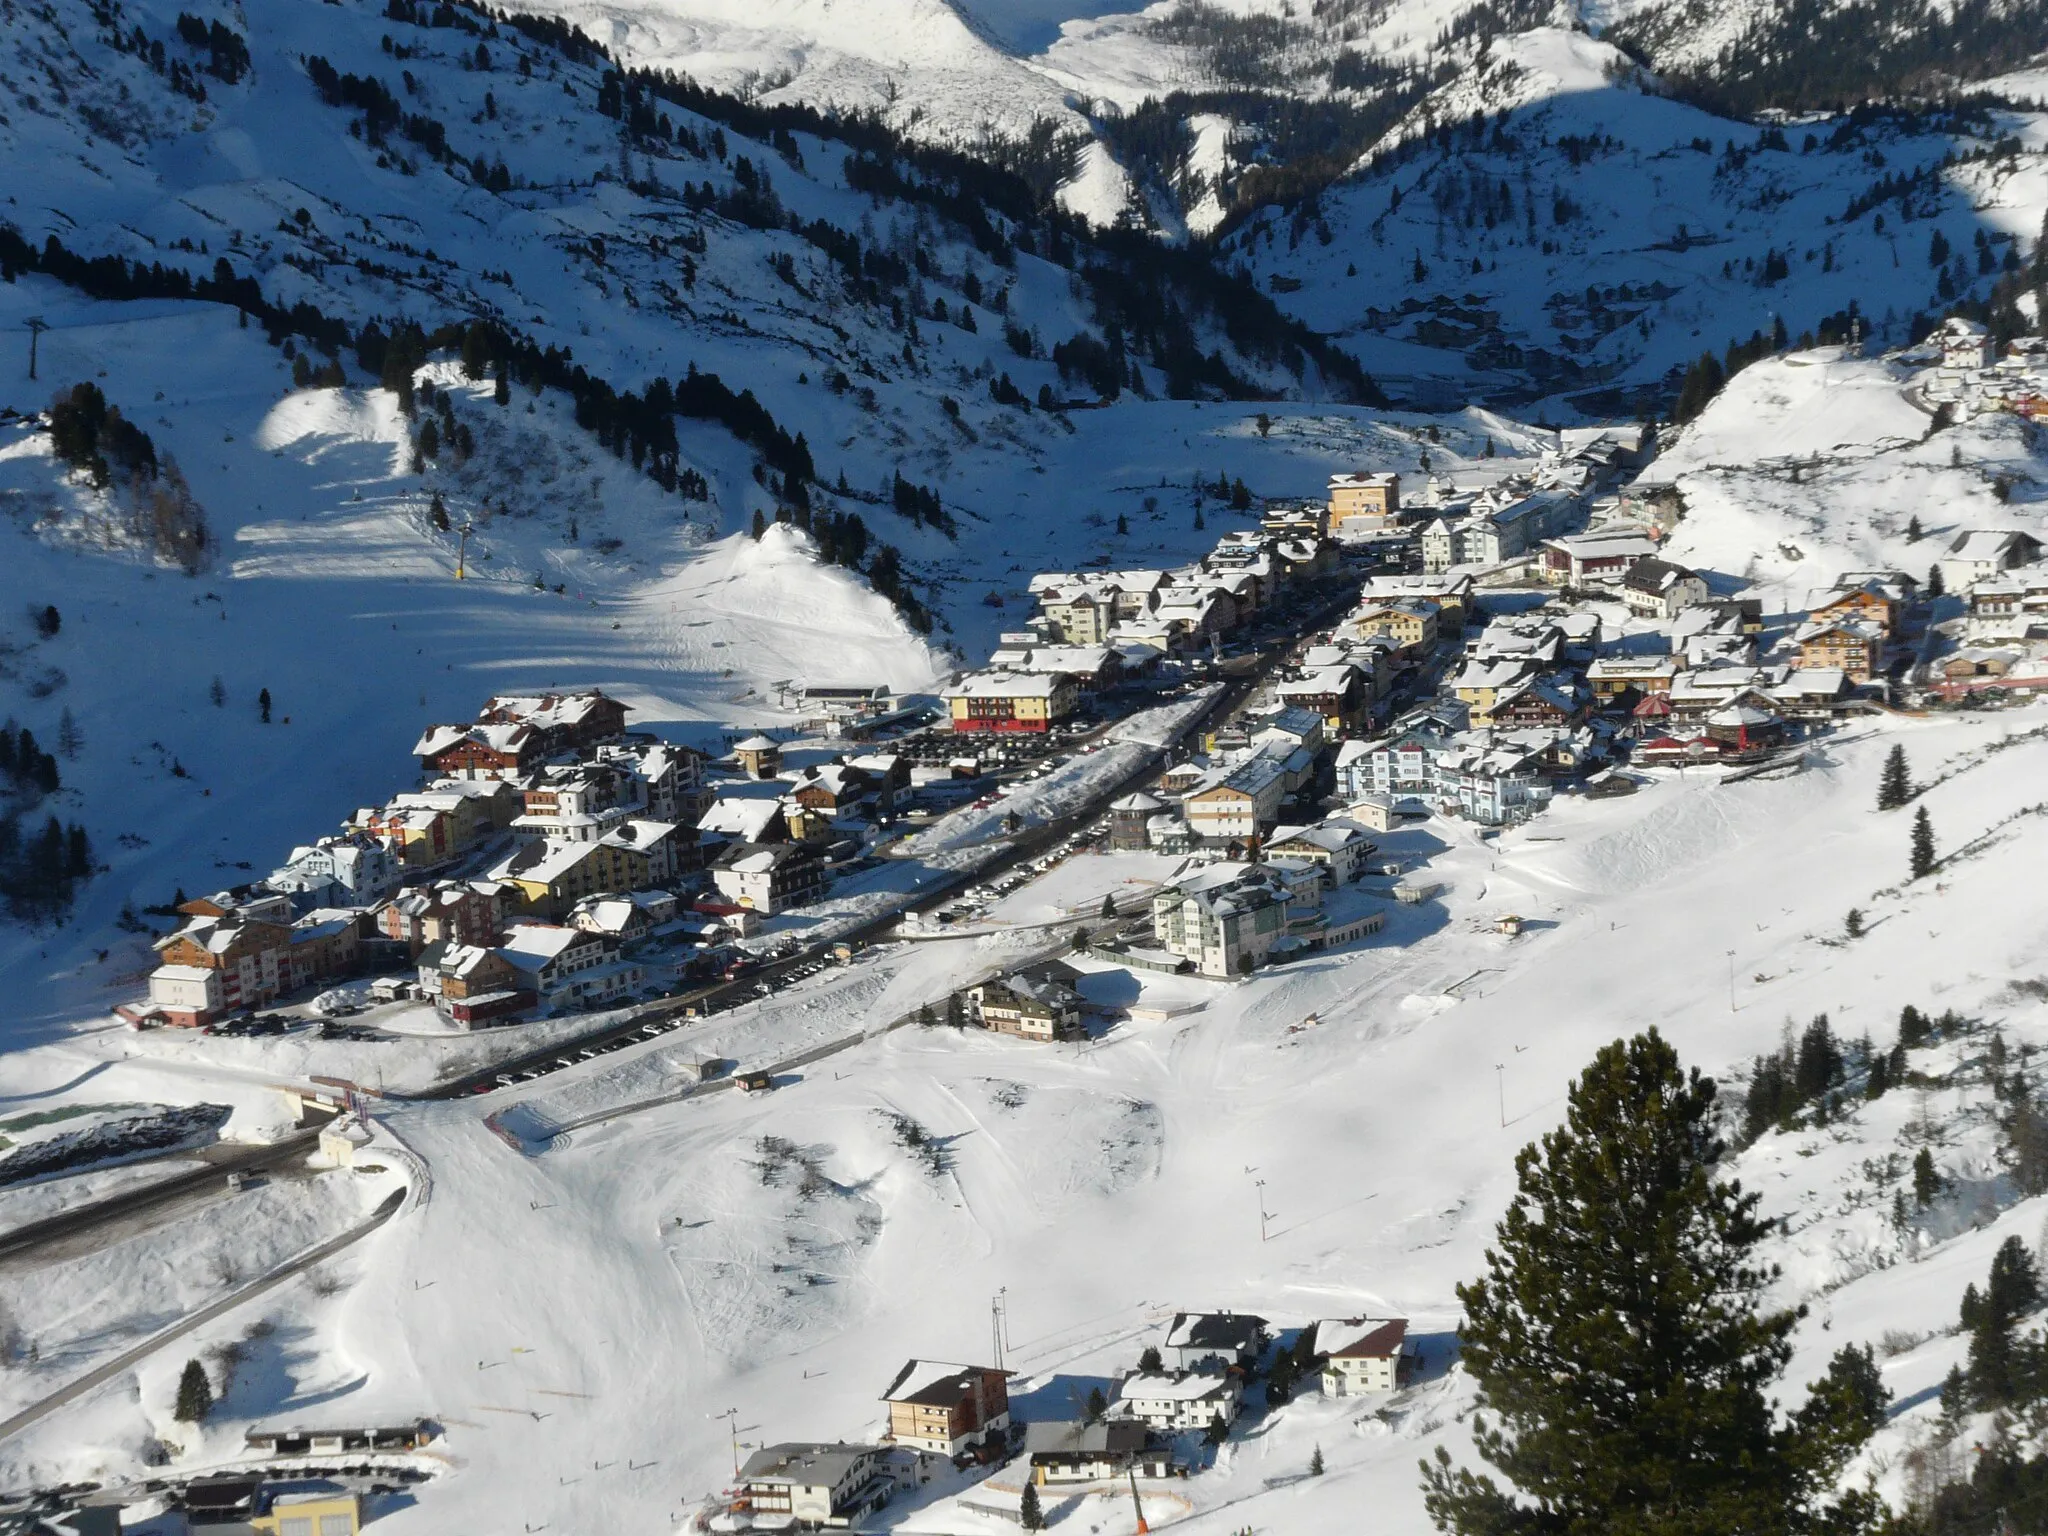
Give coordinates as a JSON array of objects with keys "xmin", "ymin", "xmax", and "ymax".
[
  {"xmin": 479, "ymin": 1, "xmax": 1383, "ymax": 405},
  {"xmin": 1613, "ymin": 0, "xmax": 2048, "ymax": 118},
  {"xmin": 0, "ymin": 724, "xmax": 91, "ymax": 922}
]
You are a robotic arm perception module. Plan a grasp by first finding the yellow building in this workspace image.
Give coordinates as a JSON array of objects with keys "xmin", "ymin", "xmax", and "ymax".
[
  {"xmin": 942, "ymin": 672, "xmax": 1078, "ymax": 734},
  {"xmin": 1038, "ymin": 590, "xmax": 1116, "ymax": 646},
  {"xmin": 1349, "ymin": 600, "xmax": 1437, "ymax": 653},
  {"xmin": 1327, "ymin": 471, "xmax": 1401, "ymax": 529},
  {"xmin": 492, "ymin": 839, "xmax": 640, "ymax": 917},
  {"xmin": 254, "ymin": 1490, "xmax": 360, "ymax": 1536}
]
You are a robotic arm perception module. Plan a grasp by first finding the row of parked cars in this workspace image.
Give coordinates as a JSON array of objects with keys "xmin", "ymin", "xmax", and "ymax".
[{"xmin": 472, "ymin": 1011, "xmax": 718, "ymax": 1094}]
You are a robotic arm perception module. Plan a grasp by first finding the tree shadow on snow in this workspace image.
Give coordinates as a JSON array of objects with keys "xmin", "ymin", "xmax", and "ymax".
[
  {"xmin": 220, "ymin": 1320, "xmax": 368, "ymax": 1419},
  {"xmin": 1402, "ymin": 1330, "xmax": 1464, "ymax": 1388},
  {"xmin": 1008, "ymin": 1372, "xmax": 1121, "ymax": 1423}
]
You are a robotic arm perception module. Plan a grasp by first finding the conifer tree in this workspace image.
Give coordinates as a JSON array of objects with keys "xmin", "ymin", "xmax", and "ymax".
[
  {"xmin": 1311, "ymin": 1445, "xmax": 1326, "ymax": 1475},
  {"xmin": 258, "ymin": 687, "xmax": 272, "ymax": 724},
  {"xmin": 1019, "ymin": 1479, "xmax": 1044, "ymax": 1531},
  {"xmin": 1927, "ymin": 564, "xmax": 1946, "ymax": 598},
  {"xmin": 1906, "ymin": 514, "xmax": 1924, "ymax": 543},
  {"xmin": 1139, "ymin": 1346, "xmax": 1163, "ymax": 1373},
  {"xmin": 1899, "ymin": 1004, "xmax": 1931, "ymax": 1049},
  {"xmin": 174, "ymin": 1358, "xmax": 213, "ymax": 1422},
  {"xmin": 1877, "ymin": 744, "xmax": 1912, "ymax": 810},
  {"xmin": 1910, "ymin": 805, "xmax": 1936, "ymax": 880},
  {"xmin": 1962, "ymin": 1236, "xmax": 2041, "ymax": 1408},
  {"xmin": 2005, "ymin": 1084, "xmax": 2048, "ymax": 1198},
  {"xmin": 750, "ymin": 509, "xmax": 767, "ymax": 541},
  {"xmin": 1086, "ymin": 1387, "xmax": 1107, "ymax": 1422},
  {"xmin": 1421, "ymin": 1030, "xmax": 1888, "ymax": 1536},
  {"xmin": 1913, "ymin": 1147, "xmax": 1942, "ymax": 1207},
  {"xmin": 1100, "ymin": 894, "xmax": 1117, "ymax": 920}
]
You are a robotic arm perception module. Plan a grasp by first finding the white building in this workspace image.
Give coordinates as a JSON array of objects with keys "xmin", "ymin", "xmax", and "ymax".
[
  {"xmin": 1940, "ymin": 529, "xmax": 2044, "ymax": 595},
  {"xmin": 497, "ymin": 924, "xmax": 640, "ymax": 1008},
  {"xmin": 1182, "ymin": 756, "xmax": 1287, "ymax": 841},
  {"xmin": 269, "ymin": 834, "xmax": 399, "ymax": 907},
  {"xmin": 736, "ymin": 1443, "xmax": 893, "ymax": 1528},
  {"xmin": 1314, "ymin": 1317, "xmax": 1409, "ymax": 1396},
  {"xmin": 1114, "ymin": 1372, "xmax": 1241, "ymax": 1432},
  {"xmin": 1150, "ymin": 865, "xmax": 1292, "ymax": 978}
]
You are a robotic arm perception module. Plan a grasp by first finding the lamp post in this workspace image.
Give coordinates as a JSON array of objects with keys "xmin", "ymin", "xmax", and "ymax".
[{"xmin": 25, "ymin": 317, "xmax": 48, "ymax": 382}]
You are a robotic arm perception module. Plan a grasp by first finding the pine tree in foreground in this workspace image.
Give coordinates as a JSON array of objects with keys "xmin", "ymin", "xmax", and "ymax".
[
  {"xmin": 1310, "ymin": 1444, "xmax": 1326, "ymax": 1476},
  {"xmin": 1019, "ymin": 1479, "xmax": 1043, "ymax": 1531},
  {"xmin": 174, "ymin": 1358, "xmax": 213, "ymax": 1423},
  {"xmin": 1420, "ymin": 1030, "xmax": 1889, "ymax": 1536},
  {"xmin": 1877, "ymin": 743, "xmax": 1912, "ymax": 810},
  {"xmin": 1910, "ymin": 805, "xmax": 1936, "ymax": 880}
]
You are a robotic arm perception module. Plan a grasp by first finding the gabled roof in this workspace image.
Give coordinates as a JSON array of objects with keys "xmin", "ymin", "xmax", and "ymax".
[
  {"xmin": 413, "ymin": 721, "xmax": 536, "ymax": 759},
  {"xmin": 1024, "ymin": 1419, "xmax": 1148, "ymax": 1458},
  {"xmin": 1163, "ymin": 1311, "xmax": 1266, "ymax": 1352},
  {"xmin": 1622, "ymin": 557, "xmax": 1699, "ymax": 595},
  {"xmin": 1118, "ymin": 1371, "xmax": 1238, "ymax": 1402},
  {"xmin": 498, "ymin": 924, "xmax": 598, "ymax": 969},
  {"xmin": 1947, "ymin": 528, "xmax": 2041, "ymax": 560},
  {"xmin": 1316, "ymin": 1317, "xmax": 1408, "ymax": 1359},
  {"xmin": 879, "ymin": 1359, "xmax": 1008, "ymax": 1405}
]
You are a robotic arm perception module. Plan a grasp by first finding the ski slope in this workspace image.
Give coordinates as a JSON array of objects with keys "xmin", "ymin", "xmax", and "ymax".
[{"xmin": 12, "ymin": 711, "xmax": 2048, "ymax": 1533}]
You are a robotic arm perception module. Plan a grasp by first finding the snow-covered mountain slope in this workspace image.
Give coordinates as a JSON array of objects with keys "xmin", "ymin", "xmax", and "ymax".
[
  {"xmin": 0, "ymin": 0, "xmax": 1450, "ymax": 1015},
  {"xmin": 493, "ymin": 0, "xmax": 2048, "ymax": 242},
  {"xmin": 1644, "ymin": 347, "xmax": 2048, "ymax": 594},
  {"xmin": 1228, "ymin": 29, "xmax": 2048, "ymax": 409},
  {"xmin": 13, "ymin": 682, "xmax": 2048, "ymax": 1533},
  {"xmin": 495, "ymin": 0, "xmax": 1084, "ymax": 138}
]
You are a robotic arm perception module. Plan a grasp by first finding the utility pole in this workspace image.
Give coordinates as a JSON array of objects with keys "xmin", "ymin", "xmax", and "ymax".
[
  {"xmin": 991, "ymin": 1288, "xmax": 1008, "ymax": 1370},
  {"xmin": 456, "ymin": 519, "xmax": 474, "ymax": 579},
  {"xmin": 1495, "ymin": 1062, "xmax": 1505, "ymax": 1128},
  {"xmin": 714, "ymin": 1407, "xmax": 740, "ymax": 1479},
  {"xmin": 25, "ymin": 317, "xmax": 48, "ymax": 382},
  {"xmin": 1726, "ymin": 949, "xmax": 1737, "ymax": 1013},
  {"xmin": 1126, "ymin": 1466, "xmax": 1149, "ymax": 1535},
  {"xmin": 1253, "ymin": 1177, "xmax": 1270, "ymax": 1243}
]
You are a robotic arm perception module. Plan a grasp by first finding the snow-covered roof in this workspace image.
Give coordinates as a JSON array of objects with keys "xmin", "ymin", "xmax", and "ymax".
[
  {"xmin": 1316, "ymin": 1317, "xmax": 1407, "ymax": 1359},
  {"xmin": 1270, "ymin": 821, "xmax": 1374, "ymax": 855},
  {"xmin": 413, "ymin": 721, "xmax": 535, "ymax": 759},
  {"xmin": 699, "ymin": 799, "xmax": 785, "ymax": 841},
  {"xmin": 498, "ymin": 925, "xmax": 595, "ymax": 968},
  {"xmin": 943, "ymin": 671, "xmax": 1069, "ymax": 699},
  {"xmin": 150, "ymin": 963, "xmax": 215, "ymax": 983},
  {"xmin": 1946, "ymin": 529, "xmax": 2039, "ymax": 561},
  {"xmin": 739, "ymin": 1443, "xmax": 880, "ymax": 1487},
  {"xmin": 1118, "ymin": 1371, "xmax": 1236, "ymax": 1402}
]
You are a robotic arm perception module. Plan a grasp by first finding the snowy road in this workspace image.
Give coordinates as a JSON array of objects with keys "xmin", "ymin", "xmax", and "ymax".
[{"xmin": 0, "ymin": 1187, "xmax": 405, "ymax": 1445}]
